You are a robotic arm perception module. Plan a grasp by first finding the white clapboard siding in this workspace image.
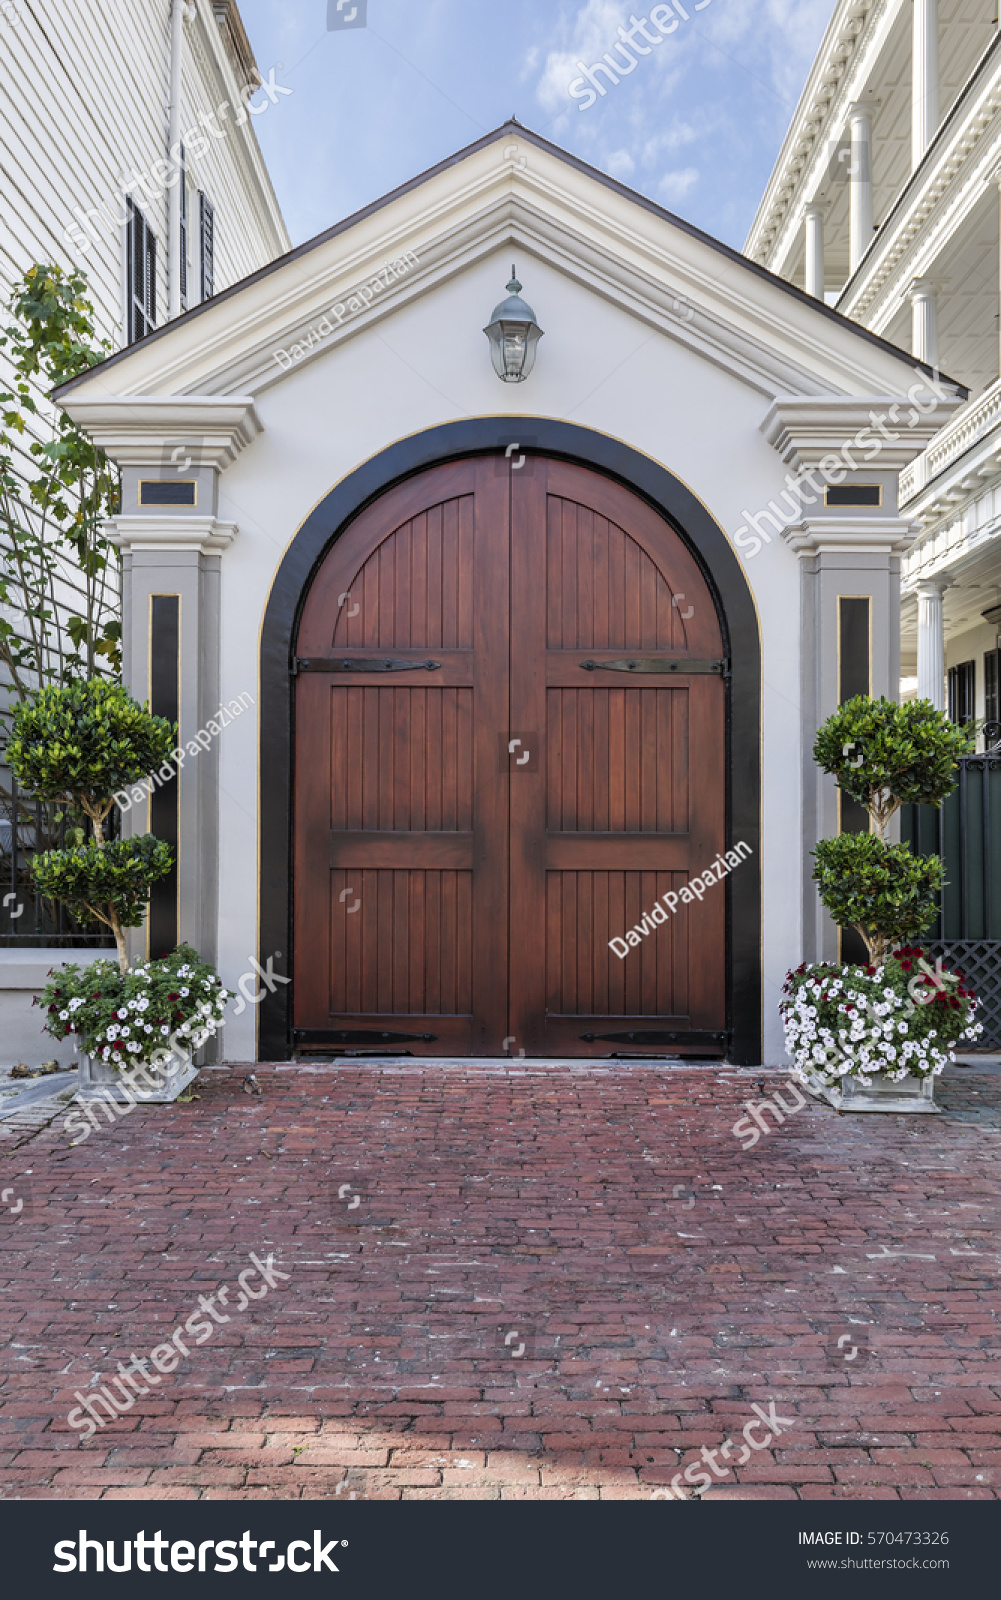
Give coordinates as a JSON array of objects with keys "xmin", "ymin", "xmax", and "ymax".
[
  {"xmin": 0, "ymin": 0, "xmax": 289, "ymax": 353},
  {"xmin": 0, "ymin": 0, "xmax": 289, "ymax": 712}
]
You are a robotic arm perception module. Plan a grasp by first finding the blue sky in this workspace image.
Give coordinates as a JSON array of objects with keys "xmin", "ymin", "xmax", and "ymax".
[{"xmin": 237, "ymin": 0, "xmax": 837, "ymax": 251}]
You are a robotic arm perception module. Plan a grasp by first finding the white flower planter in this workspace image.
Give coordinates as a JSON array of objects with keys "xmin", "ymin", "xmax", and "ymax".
[
  {"xmin": 76, "ymin": 1051, "xmax": 198, "ymax": 1104},
  {"xmin": 799, "ymin": 1067, "xmax": 940, "ymax": 1114}
]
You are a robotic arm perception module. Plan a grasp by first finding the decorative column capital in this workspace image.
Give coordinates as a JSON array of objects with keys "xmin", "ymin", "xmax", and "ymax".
[
  {"xmin": 57, "ymin": 396, "xmax": 262, "ymax": 471},
  {"xmin": 914, "ymin": 574, "xmax": 950, "ymax": 598},
  {"xmin": 908, "ymin": 276, "xmax": 939, "ymax": 301}
]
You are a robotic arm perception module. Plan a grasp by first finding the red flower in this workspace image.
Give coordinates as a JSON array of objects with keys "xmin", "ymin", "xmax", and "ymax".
[{"xmin": 167, "ymin": 992, "xmax": 179, "ymax": 1001}]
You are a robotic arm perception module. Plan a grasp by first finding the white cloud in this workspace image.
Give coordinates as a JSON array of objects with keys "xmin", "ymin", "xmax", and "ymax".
[
  {"xmin": 697, "ymin": 0, "xmax": 836, "ymax": 110},
  {"xmin": 657, "ymin": 166, "xmax": 699, "ymax": 204},
  {"xmin": 640, "ymin": 123, "xmax": 699, "ymax": 164},
  {"xmin": 532, "ymin": 0, "xmax": 633, "ymax": 114},
  {"xmin": 604, "ymin": 147, "xmax": 636, "ymax": 178}
]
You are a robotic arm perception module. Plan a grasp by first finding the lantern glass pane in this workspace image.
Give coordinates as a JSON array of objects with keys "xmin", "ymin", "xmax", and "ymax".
[{"xmin": 502, "ymin": 325, "xmax": 527, "ymax": 380}]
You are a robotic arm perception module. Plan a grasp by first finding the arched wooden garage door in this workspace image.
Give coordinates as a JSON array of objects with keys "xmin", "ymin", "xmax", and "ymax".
[{"xmin": 293, "ymin": 455, "xmax": 726, "ymax": 1057}]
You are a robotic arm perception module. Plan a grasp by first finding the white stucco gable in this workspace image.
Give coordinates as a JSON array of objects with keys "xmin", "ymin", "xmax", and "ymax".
[{"xmin": 53, "ymin": 122, "xmax": 969, "ymax": 1068}]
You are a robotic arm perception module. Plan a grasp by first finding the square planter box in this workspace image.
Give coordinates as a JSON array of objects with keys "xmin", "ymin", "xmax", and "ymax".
[
  {"xmin": 76, "ymin": 1051, "xmax": 198, "ymax": 1104},
  {"xmin": 800, "ymin": 1067, "xmax": 940, "ymax": 1114}
]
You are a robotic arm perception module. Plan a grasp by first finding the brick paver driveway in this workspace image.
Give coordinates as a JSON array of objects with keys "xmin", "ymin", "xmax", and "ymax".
[{"xmin": 2, "ymin": 1061, "xmax": 999, "ymax": 1501}]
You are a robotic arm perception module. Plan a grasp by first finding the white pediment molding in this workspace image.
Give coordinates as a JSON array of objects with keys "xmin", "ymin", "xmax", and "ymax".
[
  {"xmin": 195, "ymin": 196, "xmax": 853, "ymax": 403},
  {"xmin": 55, "ymin": 129, "xmax": 947, "ymax": 422}
]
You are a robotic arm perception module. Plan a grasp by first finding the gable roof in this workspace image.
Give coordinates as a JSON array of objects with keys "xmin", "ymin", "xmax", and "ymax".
[{"xmin": 54, "ymin": 119, "xmax": 966, "ymax": 406}]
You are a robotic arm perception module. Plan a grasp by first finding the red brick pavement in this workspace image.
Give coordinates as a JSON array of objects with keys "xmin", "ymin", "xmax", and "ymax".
[{"xmin": 1, "ymin": 1061, "xmax": 999, "ymax": 1501}]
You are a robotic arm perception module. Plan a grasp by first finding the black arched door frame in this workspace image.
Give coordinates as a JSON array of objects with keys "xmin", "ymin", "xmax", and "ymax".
[{"xmin": 258, "ymin": 420, "xmax": 762, "ymax": 1064}]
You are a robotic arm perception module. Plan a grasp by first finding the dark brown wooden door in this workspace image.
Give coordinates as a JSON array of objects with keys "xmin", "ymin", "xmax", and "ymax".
[
  {"xmin": 509, "ymin": 459, "xmax": 725, "ymax": 1055},
  {"xmin": 294, "ymin": 456, "xmax": 725, "ymax": 1056}
]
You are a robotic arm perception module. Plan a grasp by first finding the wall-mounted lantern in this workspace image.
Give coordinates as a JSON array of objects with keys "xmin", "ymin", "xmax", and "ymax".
[{"xmin": 483, "ymin": 265, "xmax": 543, "ymax": 383}]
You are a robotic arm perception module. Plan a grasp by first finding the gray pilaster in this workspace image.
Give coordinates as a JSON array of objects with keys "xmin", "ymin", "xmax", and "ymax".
[{"xmin": 785, "ymin": 513, "xmax": 914, "ymax": 963}]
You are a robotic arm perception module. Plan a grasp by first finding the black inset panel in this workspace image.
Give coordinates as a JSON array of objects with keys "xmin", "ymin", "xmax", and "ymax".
[
  {"xmin": 839, "ymin": 597, "xmax": 871, "ymax": 704},
  {"xmin": 839, "ymin": 596, "xmax": 871, "ymax": 964},
  {"xmin": 140, "ymin": 480, "xmax": 196, "ymax": 506},
  {"xmin": 825, "ymin": 484, "xmax": 882, "ymax": 507},
  {"xmin": 149, "ymin": 595, "xmax": 179, "ymax": 959}
]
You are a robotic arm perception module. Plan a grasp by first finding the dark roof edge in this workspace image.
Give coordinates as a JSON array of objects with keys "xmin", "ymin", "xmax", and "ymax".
[{"xmin": 54, "ymin": 119, "xmax": 968, "ymax": 402}]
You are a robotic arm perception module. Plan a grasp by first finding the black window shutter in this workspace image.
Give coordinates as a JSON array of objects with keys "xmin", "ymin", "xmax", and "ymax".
[
  {"xmin": 144, "ymin": 214, "xmax": 156, "ymax": 331},
  {"xmin": 948, "ymin": 661, "xmax": 975, "ymax": 726},
  {"xmin": 126, "ymin": 199, "xmax": 157, "ymax": 343},
  {"xmin": 199, "ymin": 192, "xmax": 215, "ymax": 302},
  {"xmin": 984, "ymin": 649, "xmax": 999, "ymax": 727}
]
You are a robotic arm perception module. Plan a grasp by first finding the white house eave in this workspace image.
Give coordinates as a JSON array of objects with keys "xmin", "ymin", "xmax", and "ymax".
[
  {"xmin": 190, "ymin": 0, "xmax": 290, "ymax": 255},
  {"xmin": 837, "ymin": 35, "xmax": 1001, "ymax": 330},
  {"xmin": 744, "ymin": 0, "xmax": 896, "ymax": 271}
]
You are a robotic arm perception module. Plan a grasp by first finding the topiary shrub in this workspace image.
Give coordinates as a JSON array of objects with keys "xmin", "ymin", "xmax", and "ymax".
[
  {"xmin": 810, "ymin": 695, "xmax": 972, "ymax": 965},
  {"xmin": 7, "ymin": 679, "xmax": 176, "ymax": 972},
  {"xmin": 812, "ymin": 833, "xmax": 944, "ymax": 965},
  {"xmin": 813, "ymin": 694, "xmax": 972, "ymax": 840}
]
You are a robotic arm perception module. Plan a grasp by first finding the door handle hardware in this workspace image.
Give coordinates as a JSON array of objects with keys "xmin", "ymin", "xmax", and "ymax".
[
  {"xmin": 579, "ymin": 658, "xmax": 726, "ymax": 675},
  {"xmin": 295, "ymin": 657, "xmax": 442, "ymax": 674}
]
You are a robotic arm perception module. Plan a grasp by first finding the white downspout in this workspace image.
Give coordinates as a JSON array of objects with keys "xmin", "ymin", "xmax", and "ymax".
[{"xmin": 168, "ymin": 0, "xmax": 192, "ymax": 320}]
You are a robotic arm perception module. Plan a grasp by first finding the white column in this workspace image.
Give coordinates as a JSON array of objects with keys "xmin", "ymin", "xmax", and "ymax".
[
  {"xmin": 804, "ymin": 203, "xmax": 825, "ymax": 300},
  {"xmin": 909, "ymin": 277, "xmax": 938, "ymax": 367},
  {"xmin": 912, "ymin": 0, "xmax": 939, "ymax": 170},
  {"xmin": 916, "ymin": 579, "xmax": 946, "ymax": 710},
  {"xmin": 849, "ymin": 104, "xmax": 873, "ymax": 275}
]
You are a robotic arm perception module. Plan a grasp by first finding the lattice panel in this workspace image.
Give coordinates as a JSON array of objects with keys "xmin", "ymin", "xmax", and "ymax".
[{"xmin": 924, "ymin": 941, "xmax": 1001, "ymax": 1049}]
